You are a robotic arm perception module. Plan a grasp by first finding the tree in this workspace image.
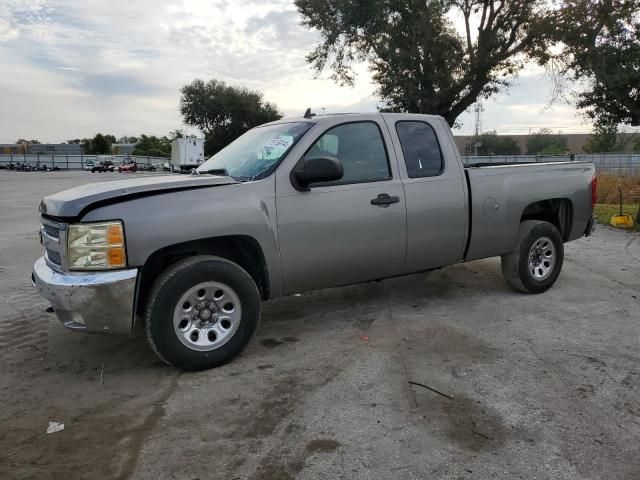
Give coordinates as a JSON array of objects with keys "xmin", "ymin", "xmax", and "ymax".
[
  {"xmin": 475, "ymin": 131, "xmax": 521, "ymax": 155},
  {"xmin": 294, "ymin": 0, "xmax": 553, "ymax": 126},
  {"xmin": 16, "ymin": 139, "xmax": 40, "ymax": 144},
  {"xmin": 81, "ymin": 133, "xmax": 116, "ymax": 154},
  {"xmin": 584, "ymin": 120, "xmax": 619, "ymax": 153},
  {"xmin": 133, "ymin": 135, "xmax": 172, "ymax": 158},
  {"xmin": 169, "ymin": 129, "xmax": 184, "ymax": 140},
  {"xmin": 555, "ymin": 0, "xmax": 640, "ymax": 126},
  {"xmin": 180, "ymin": 79, "xmax": 282, "ymax": 155},
  {"xmin": 85, "ymin": 133, "xmax": 115, "ymax": 154},
  {"xmin": 526, "ymin": 128, "xmax": 568, "ymax": 155},
  {"xmin": 117, "ymin": 136, "xmax": 139, "ymax": 144}
]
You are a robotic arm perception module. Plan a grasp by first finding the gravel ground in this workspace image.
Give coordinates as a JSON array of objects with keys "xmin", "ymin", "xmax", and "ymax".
[{"xmin": 0, "ymin": 170, "xmax": 638, "ymax": 480}]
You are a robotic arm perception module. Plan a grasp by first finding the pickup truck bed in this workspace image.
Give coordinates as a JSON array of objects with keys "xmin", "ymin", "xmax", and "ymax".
[{"xmin": 464, "ymin": 161, "xmax": 594, "ymax": 261}]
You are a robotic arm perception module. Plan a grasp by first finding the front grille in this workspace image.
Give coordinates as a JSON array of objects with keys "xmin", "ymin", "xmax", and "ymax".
[
  {"xmin": 43, "ymin": 223, "xmax": 60, "ymax": 239},
  {"xmin": 46, "ymin": 249, "xmax": 62, "ymax": 266},
  {"xmin": 41, "ymin": 217, "xmax": 66, "ymax": 270}
]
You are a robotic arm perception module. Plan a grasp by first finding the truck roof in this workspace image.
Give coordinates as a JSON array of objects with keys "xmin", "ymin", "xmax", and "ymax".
[{"xmin": 263, "ymin": 111, "xmax": 446, "ymax": 127}]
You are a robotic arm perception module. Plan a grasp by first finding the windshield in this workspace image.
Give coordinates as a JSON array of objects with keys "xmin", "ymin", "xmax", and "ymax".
[{"xmin": 196, "ymin": 122, "xmax": 313, "ymax": 180}]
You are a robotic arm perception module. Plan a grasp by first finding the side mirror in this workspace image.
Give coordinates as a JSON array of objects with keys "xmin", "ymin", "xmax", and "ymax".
[{"xmin": 291, "ymin": 156, "xmax": 344, "ymax": 191}]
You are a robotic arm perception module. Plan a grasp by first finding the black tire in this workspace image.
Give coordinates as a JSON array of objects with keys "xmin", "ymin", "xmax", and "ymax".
[
  {"xmin": 501, "ymin": 220, "xmax": 564, "ymax": 294},
  {"xmin": 145, "ymin": 255, "xmax": 261, "ymax": 371}
]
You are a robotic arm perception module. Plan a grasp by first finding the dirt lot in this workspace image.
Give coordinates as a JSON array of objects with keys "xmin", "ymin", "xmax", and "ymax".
[{"xmin": 0, "ymin": 170, "xmax": 639, "ymax": 480}]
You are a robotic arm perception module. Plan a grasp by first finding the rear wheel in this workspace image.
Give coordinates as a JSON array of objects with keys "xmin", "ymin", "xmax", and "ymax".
[
  {"xmin": 501, "ymin": 220, "xmax": 564, "ymax": 294},
  {"xmin": 145, "ymin": 255, "xmax": 261, "ymax": 371}
]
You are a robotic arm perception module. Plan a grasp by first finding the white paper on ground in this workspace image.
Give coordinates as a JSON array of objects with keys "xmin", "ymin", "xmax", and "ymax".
[{"xmin": 46, "ymin": 421, "xmax": 64, "ymax": 434}]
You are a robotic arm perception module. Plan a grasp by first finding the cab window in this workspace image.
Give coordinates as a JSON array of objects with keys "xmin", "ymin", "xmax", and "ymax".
[
  {"xmin": 306, "ymin": 122, "xmax": 390, "ymax": 185},
  {"xmin": 395, "ymin": 121, "xmax": 444, "ymax": 178}
]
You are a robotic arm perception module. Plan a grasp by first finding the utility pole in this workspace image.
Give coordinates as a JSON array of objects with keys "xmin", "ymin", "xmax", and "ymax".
[{"xmin": 473, "ymin": 98, "xmax": 484, "ymax": 156}]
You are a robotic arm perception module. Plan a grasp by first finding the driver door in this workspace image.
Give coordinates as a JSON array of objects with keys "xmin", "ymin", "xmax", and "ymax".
[{"xmin": 275, "ymin": 119, "xmax": 407, "ymax": 294}]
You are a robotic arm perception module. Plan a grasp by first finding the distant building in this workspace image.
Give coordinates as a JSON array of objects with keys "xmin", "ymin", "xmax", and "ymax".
[
  {"xmin": 112, "ymin": 143, "xmax": 136, "ymax": 155},
  {"xmin": 0, "ymin": 144, "xmax": 27, "ymax": 154},
  {"xmin": 28, "ymin": 143, "xmax": 83, "ymax": 155}
]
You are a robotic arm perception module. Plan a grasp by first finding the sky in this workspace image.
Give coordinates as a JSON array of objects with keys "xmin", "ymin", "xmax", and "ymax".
[{"xmin": 0, "ymin": 0, "xmax": 601, "ymax": 143}]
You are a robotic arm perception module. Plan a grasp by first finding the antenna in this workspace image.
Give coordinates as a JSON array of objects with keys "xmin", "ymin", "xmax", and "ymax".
[
  {"xmin": 303, "ymin": 108, "xmax": 316, "ymax": 119},
  {"xmin": 473, "ymin": 98, "xmax": 484, "ymax": 137},
  {"xmin": 473, "ymin": 98, "xmax": 484, "ymax": 156}
]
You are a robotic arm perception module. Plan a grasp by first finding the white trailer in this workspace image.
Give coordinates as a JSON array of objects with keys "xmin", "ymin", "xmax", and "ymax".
[{"xmin": 171, "ymin": 137, "xmax": 205, "ymax": 173}]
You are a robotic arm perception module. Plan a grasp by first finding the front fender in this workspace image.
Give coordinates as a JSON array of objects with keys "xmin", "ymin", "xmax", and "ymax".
[{"xmin": 81, "ymin": 178, "xmax": 283, "ymax": 297}]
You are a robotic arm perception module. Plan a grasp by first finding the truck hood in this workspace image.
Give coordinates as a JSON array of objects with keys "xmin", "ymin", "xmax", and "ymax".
[{"xmin": 40, "ymin": 174, "xmax": 237, "ymax": 218}]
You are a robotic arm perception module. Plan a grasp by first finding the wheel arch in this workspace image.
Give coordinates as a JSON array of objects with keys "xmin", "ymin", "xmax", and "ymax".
[
  {"xmin": 135, "ymin": 235, "xmax": 270, "ymax": 317},
  {"xmin": 520, "ymin": 198, "xmax": 573, "ymax": 242}
]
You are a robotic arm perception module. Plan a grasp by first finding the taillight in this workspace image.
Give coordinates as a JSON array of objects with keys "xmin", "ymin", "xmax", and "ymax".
[{"xmin": 591, "ymin": 174, "xmax": 597, "ymax": 209}]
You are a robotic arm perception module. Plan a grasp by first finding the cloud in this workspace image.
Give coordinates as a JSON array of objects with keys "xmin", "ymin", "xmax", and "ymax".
[
  {"xmin": 0, "ymin": 0, "xmax": 599, "ymax": 142},
  {"xmin": 454, "ymin": 74, "xmax": 592, "ymax": 135},
  {"xmin": 76, "ymin": 73, "xmax": 164, "ymax": 97}
]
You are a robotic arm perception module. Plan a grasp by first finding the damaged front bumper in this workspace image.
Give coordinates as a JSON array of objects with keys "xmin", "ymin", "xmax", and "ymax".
[{"xmin": 31, "ymin": 256, "xmax": 138, "ymax": 334}]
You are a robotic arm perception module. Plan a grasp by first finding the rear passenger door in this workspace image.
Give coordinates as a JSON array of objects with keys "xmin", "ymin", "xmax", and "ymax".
[
  {"xmin": 275, "ymin": 118, "xmax": 407, "ymax": 294},
  {"xmin": 384, "ymin": 115, "xmax": 468, "ymax": 272}
]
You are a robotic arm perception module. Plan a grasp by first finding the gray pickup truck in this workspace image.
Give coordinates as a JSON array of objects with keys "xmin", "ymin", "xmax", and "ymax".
[{"xmin": 32, "ymin": 113, "xmax": 596, "ymax": 370}]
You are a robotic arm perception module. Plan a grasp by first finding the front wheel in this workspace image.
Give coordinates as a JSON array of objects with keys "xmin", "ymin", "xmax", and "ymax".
[
  {"xmin": 144, "ymin": 255, "xmax": 261, "ymax": 371},
  {"xmin": 501, "ymin": 220, "xmax": 564, "ymax": 294}
]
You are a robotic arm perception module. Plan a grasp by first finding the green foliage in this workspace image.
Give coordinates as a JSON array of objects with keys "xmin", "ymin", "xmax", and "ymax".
[
  {"xmin": 67, "ymin": 132, "xmax": 185, "ymax": 157},
  {"xmin": 132, "ymin": 135, "xmax": 172, "ymax": 158},
  {"xmin": 584, "ymin": 121, "xmax": 619, "ymax": 153},
  {"xmin": 16, "ymin": 139, "xmax": 40, "ymax": 144},
  {"xmin": 556, "ymin": 0, "xmax": 640, "ymax": 126},
  {"xmin": 180, "ymin": 78, "xmax": 282, "ymax": 155},
  {"xmin": 475, "ymin": 131, "xmax": 521, "ymax": 155},
  {"xmin": 117, "ymin": 136, "xmax": 139, "ymax": 144},
  {"xmin": 83, "ymin": 133, "xmax": 116, "ymax": 154},
  {"xmin": 295, "ymin": 0, "xmax": 553, "ymax": 126},
  {"xmin": 526, "ymin": 128, "xmax": 568, "ymax": 155}
]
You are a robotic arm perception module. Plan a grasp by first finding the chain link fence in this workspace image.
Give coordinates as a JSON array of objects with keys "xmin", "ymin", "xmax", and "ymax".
[
  {"xmin": 462, "ymin": 153, "xmax": 640, "ymax": 176},
  {"xmin": 0, "ymin": 154, "xmax": 168, "ymax": 171},
  {"xmin": 2, "ymin": 152, "xmax": 639, "ymax": 177}
]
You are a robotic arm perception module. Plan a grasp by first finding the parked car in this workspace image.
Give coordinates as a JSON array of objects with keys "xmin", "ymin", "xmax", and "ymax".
[
  {"xmin": 33, "ymin": 112, "xmax": 596, "ymax": 371},
  {"xmin": 118, "ymin": 162, "xmax": 138, "ymax": 173},
  {"xmin": 91, "ymin": 160, "xmax": 115, "ymax": 173},
  {"xmin": 16, "ymin": 162, "xmax": 34, "ymax": 171},
  {"xmin": 84, "ymin": 160, "xmax": 94, "ymax": 171}
]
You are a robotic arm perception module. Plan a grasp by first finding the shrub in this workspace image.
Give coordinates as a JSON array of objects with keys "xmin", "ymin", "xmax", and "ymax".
[{"xmin": 596, "ymin": 174, "xmax": 640, "ymax": 204}]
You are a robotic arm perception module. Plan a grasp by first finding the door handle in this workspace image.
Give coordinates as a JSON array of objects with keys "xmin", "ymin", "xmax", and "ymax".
[{"xmin": 371, "ymin": 193, "xmax": 400, "ymax": 206}]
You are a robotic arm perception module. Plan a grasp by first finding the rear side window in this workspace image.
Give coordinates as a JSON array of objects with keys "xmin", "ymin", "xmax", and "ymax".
[
  {"xmin": 395, "ymin": 121, "xmax": 443, "ymax": 178},
  {"xmin": 306, "ymin": 121, "xmax": 390, "ymax": 185}
]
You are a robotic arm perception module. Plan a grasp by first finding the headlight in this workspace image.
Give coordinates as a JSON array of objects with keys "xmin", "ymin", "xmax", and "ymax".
[{"xmin": 67, "ymin": 221, "xmax": 127, "ymax": 270}]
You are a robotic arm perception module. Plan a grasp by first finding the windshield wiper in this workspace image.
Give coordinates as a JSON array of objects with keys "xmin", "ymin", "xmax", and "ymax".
[
  {"xmin": 193, "ymin": 168, "xmax": 249, "ymax": 182},
  {"xmin": 195, "ymin": 168, "xmax": 230, "ymax": 177}
]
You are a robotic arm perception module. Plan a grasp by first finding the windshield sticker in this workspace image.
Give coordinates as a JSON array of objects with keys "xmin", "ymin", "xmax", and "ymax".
[{"xmin": 261, "ymin": 136, "xmax": 293, "ymax": 159}]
